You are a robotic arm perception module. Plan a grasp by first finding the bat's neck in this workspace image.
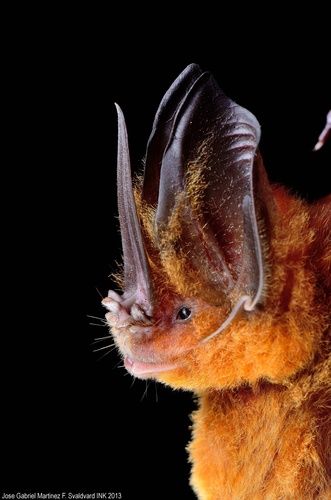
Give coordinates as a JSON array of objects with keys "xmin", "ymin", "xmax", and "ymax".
[{"xmin": 189, "ymin": 376, "xmax": 330, "ymax": 499}]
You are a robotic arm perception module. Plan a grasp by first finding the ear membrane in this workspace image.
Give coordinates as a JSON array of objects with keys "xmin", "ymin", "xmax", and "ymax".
[
  {"xmin": 143, "ymin": 64, "xmax": 203, "ymax": 206},
  {"xmin": 142, "ymin": 64, "xmax": 273, "ymax": 321}
]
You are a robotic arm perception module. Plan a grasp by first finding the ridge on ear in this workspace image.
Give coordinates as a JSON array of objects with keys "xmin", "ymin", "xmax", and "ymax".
[{"xmin": 143, "ymin": 64, "xmax": 203, "ymax": 206}]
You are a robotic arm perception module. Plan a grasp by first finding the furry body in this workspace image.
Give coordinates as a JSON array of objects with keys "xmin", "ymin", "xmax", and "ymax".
[
  {"xmin": 144, "ymin": 188, "xmax": 331, "ymax": 498},
  {"xmin": 104, "ymin": 65, "xmax": 331, "ymax": 498}
]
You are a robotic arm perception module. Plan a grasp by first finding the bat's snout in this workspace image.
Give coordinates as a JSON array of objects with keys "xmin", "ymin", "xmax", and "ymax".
[{"xmin": 102, "ymin": 290, "xmax": 152, "ymax": 330}]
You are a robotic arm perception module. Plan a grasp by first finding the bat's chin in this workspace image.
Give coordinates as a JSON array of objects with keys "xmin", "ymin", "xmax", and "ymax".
[{"xmin": 124, "ymin": 355, "xmax": 179, "ymax": 379}]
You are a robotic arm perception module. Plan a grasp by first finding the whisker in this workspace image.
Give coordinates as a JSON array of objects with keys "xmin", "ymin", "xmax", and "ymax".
[
  {"xmin": 87, "ymin": 314, "xmax": 106, "ymax": 323},
  {"xmin": 130, "ymin": 376, "xmax": 136, "ymax": 388},
  {"xmin": 95, "ymin": 287, "xmax": 103, "ymax": 298},
  {"xmin": 113, "ymin": 359, "xmax": 124, "ymax": 370},
  {"xmin": 140, "ymin": 380, "xmax": 150, "ymax": 402},
  {"xmin": 93, "ymin": 344, "xmax": 116, "ymax": 353},
  {"xmin": 89, "ymin": 322, "xmax": 106, "ymax": 327},
  {"xmin": 97, "ymin": 348, "xmax": 117, "ymax": 362},
  {"xmin": 92, "ymin": 342, "xmax": 115, "ymax": 351},
  {"xmin": 91, "ymin": 336, "xmax": 113, "ymax": 345}
]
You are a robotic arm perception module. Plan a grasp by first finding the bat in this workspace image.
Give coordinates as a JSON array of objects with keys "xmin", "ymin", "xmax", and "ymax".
[{"xmin": 103, "ymin": 64, "xmax": 331, "ymax": 499}]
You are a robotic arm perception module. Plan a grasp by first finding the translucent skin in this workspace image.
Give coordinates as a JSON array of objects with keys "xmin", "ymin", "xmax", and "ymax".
[{"xmin": 105, "ymin": 185, "xmax": 330, "ymax": 499}]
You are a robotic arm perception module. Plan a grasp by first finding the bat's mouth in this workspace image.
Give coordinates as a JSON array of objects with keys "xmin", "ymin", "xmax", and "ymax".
[{"xmin": 124, "ymin": 356, "xmax": 178, "ymax": 378}]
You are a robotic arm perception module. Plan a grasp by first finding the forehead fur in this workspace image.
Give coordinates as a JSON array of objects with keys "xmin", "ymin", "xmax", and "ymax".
[{"xmin": 133, "ymin": 163, "xmax": 224, "ymax": 303}]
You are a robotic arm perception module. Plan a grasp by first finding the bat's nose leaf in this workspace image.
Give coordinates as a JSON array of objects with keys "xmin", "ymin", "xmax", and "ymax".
[{"xmin": 115, "ymin": 104, "xmax": 153, "ymax": 317}]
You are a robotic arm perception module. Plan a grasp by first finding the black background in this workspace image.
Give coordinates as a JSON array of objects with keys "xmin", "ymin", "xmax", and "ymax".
[{"xmin": 2, "ymin": 13, "xmax": 330, "ymax": 499}]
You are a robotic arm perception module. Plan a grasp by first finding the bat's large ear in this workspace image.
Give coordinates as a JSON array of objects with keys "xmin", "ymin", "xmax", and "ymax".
[{"xmin": 143, "ymin": 65, "xmax": 273, "ymax": 333}]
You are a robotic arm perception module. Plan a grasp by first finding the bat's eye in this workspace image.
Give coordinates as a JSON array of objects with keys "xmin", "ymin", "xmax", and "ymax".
[{"xmin": 176, "ymin": 307, "xmax": 192, "ymax": 321}]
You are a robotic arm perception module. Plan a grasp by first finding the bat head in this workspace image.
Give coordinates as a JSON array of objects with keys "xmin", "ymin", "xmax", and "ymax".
[{"xmin": 103, "ymin": 65, "xmax": 327, "ymax": 391}]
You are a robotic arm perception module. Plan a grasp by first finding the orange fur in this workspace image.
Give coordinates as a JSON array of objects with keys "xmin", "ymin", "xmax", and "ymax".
[{"xmin": 110, "ymin": 184, "xmax": 330, "ymax": 498}]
